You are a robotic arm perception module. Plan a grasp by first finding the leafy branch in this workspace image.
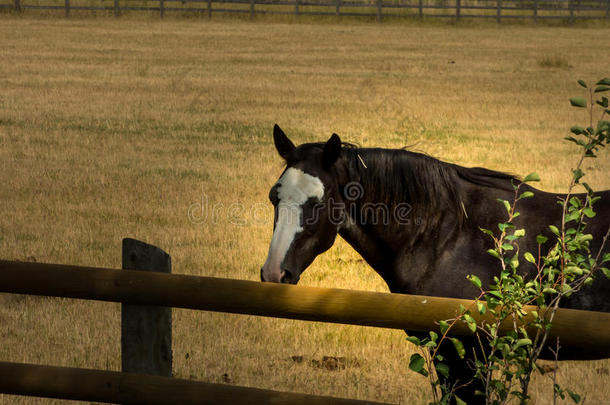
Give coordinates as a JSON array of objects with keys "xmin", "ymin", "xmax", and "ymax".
[{"xmin": 406, "ymin": 77, "xmax": 610, "ymax": 405}]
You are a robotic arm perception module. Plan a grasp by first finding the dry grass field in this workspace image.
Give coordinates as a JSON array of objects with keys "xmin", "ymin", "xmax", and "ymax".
[{"xmin": 0, "ymin": 15, "xmax": 609, "ymax": 405}]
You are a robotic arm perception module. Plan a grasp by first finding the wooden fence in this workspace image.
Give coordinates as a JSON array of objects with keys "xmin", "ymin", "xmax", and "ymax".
[
  {"xmin": 2, "ymin": 0, "xmax": 610, "ymax": 22},
  {"xmin": 1, "ymin": 238, "xmax": 610, "ymax": 403}
]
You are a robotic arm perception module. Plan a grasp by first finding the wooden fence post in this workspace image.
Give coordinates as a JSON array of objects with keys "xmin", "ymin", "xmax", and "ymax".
[
  {"xmin": 533, "ymin": 0, "xmax": 538, "ymax": 24},
  {"xmin": 250, "ymin": 0, "xmax": 255, "ymax": 18},
  {"xmin": 64, "ymin": 0, "xmax": 70, "ymax": 17},
  {"xmin": 418, "ymin": 0, "xmax": 423, "ymax": 18},
  {"xmin": 207, "ymin": 0, "xmax": 211, "ymax": 18},
  {"xmin": 376, "ymin": 0, "xmax": 382, "ymax": 22},
  {"xmin": 568, "ymin": 0, "xmax": 574, "ymax": 23},
  {"xmin": 295, "ymin": 0, "xmax": 299, "ymax": 16},
  {"xmin": 605, "ymin": 0, "xmax": 609, "ymax": 19},
  {"xmin": 160, "ymin": 0, "xmax": 164, "ymax": 18},
  {"xmin": 456, "ymin": 0, "xmax": 460, "ymax": 21},
  {"xmin": 121, "ymin": 238, "xmax": 172, "ymax": 378},
  {"xmin": 335, "ymin": 0, "xmax": 340, "ymax": 15},
  {"xmin": 496, "ymin": 0, "xmax": 501, "ymax": 23},
  {"xmin": 14, "ymin": 0, "xmax": 21, "ymax": 12},
  {"xmin": 114, "ymin": 0, "xmax": 119, "ymax": 17}
]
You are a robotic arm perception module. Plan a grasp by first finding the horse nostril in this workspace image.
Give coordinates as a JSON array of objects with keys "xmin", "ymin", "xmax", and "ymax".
[{"xmin": 280, "ymin": 270, "xmax": 291, "ymax": 284}]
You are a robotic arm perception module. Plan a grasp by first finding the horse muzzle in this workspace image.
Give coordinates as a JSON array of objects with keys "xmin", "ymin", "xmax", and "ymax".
[{"xmin": 260, "ymin": 267, "xmax": 300, "ymax": 284}]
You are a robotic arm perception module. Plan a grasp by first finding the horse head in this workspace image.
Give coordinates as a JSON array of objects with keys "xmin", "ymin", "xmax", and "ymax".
[{"xmin": 260, "ymin": 124, "xmax": 344, "ymax": 284}]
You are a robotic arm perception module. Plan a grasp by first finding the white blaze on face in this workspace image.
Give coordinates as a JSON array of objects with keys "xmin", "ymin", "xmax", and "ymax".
[{"xmin": 262, "ymin": 168, "xmax": 324, "ymax": 282}]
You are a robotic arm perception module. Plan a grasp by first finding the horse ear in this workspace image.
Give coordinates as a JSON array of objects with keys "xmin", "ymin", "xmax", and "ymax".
[
  {"xmin": 322, "ymin": 133, "xmax": 342, "ymax": 169},
  {"xmin": 273, "ymin": 124, "xmax": 295, "ymax": 160}
]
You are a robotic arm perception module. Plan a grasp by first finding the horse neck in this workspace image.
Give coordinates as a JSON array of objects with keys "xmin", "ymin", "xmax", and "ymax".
[{"xmin": 333, "ymin": 151, "xmax": 464, "ymax": 290}]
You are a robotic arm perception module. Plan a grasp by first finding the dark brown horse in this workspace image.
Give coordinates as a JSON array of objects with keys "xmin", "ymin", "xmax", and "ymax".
[{"xmin": 261, "ymin": 124, "xmax": 610, "ymax": 404}]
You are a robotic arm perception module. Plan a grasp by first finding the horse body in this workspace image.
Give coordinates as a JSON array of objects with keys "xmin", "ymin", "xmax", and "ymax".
[
  {"xmin": 261, "ymin": 125, "xmax": 610, "ymax": 403},
  {"xmin": 337, "ymin": 159, "xmax": 610, "ymax": 312}
]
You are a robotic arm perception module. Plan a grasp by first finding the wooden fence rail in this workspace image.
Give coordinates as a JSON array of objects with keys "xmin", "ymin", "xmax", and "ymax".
[
  {"xmin": 0, "ymin": 361, "xmax": 384, "ymax": 405},
  {"xmin": 3, "ymin": 0, "xmax": 610, "ymax": 22},
  {"xmin": 2, "ymin": 236, "xmax": 610, "ymax": 403},
  {"xmin": 1, "ymin": 259, "xmax": 610, "ymax": 359}
]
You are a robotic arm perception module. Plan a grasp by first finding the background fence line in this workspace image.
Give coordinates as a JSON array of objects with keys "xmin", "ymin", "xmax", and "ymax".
[{"xmin": 3, "ymin": 0, "xmax": 610, "ymax": 21}]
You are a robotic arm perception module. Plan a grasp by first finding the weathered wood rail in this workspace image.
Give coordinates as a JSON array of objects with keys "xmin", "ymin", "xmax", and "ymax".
[
  {"xmin": 2, "ymin": 0, "xmax": 610, "ymax": 22},
  {"xmin": 1, "ymin": 238, "xmax": 609, "ymax": 403},
  {"xmin": 2, "ymin": 258, "xmax": 610, "ymax": 357},
  {"xmin": 0, "ymin": 361, "xmax": 384, "ymax": 405}
]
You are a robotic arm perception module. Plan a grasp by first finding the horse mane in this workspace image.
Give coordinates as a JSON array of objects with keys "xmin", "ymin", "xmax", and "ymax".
[
  {"xmin": 338, "ymin": 146, "xmax": 519, "ymax": 240},
  {"xmin": 292, "ymin": 142, "xmax": 518, "ymax": 238}
]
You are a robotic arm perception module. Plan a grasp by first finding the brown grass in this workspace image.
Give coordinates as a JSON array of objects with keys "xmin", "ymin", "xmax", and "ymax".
[{"xmin": 0, "ymin": 15, "xmax": 609, "ymax": 405}]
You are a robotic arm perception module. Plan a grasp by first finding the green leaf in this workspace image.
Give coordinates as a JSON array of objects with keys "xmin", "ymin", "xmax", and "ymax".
[
  {"xmin": 587, "ymin": 185, "xmax": 598, "ymax": 198},
  {"xmin": 502, "ymin": 199, "xmax": 511, "ymax": 214},
  {"xmin": 514, "ymin": 338, "xmax": 532, "ymax": 349},
  {"xmin": 406, "ymin": 336, "xmax": 421, "ymax": 346},
  {"xmin": 579, "ymin": 233, "xmax": 593, "ymax": 242},
  {"xmin": 463, "ymin": 314, "xmax": 477, "ymax": 333},
  {"xmin": 468, "ymin": 275, "xmax": 482, "ymax": 289},
  {"xmin": 519, "ymin": 191, "xmax": 534, "ymax": 199},
  {"xmin": 583, "ymin": 208, "xmax": 596, "ymax": 218},
  {"xmin": 596, "ymin": 78, "xmax": 610, "ymax": 86},
  {"xmin": 487, "ymin": 249, "xmax": 501, "ymax": 260},
  {"xmin": 555, "ymin": 383, "xmax": 566, "ymax": 400},
  {"xmin": 570, "ymin": 97, "xmax": 587, "ymax": 108},
  {"xmin": 536, "ymin": 235, "xmax": 548, "ymax": 244},
  {"xmin": 524, "ymin": 252, "xmax": 536, "ymax": 264},
  {"xmin": 435, "ymin": 362, "xmax": 450, "ymax": 378},
  {"xmin": 572, "ymin": 168, "xmax": 584, "ymax": 183},
  {"xmin": 523, "ymin": 172, "xmax": 540, "ymax": 182},
  {"xmin": 565, "ymin": 211, "xmax": 580, "ymax": 223},
  {"xmin": 565, "ymin": 136, "xmax": 584, "ymax": 146},
  {"xmin": 570, "ymin": 125, "xmax": 585, "ymax": 135},
  {"xmin": 577, "ymin": 79, "xmax": 587, "ymax": 88},
  {"xmin": 480, "ymin": 227, "xmax": 494, "ymax": 237},
  {"xmin": 569, "ymin": 196, "xmax": 582, "ymax": 207},
  {"xmin": 451, "ymin": 338, "xmax": 465, "ymax": 359},
  {"xmin": 487, "ymin": 290, "xmax": 503, "ymax": 299},
  {"xmin": 455, "ymin": 395, "xmax": 467, "ymax": 405},
  {"xmin": 510, "ymin": 255, "xmax": 519, "ymax": 269},
  {"xmin": 439, "ymin": 320, "xmax": 450, "ymax": 335},
  {"xmin": 514, "ymin": 229, "xmax": 525, "ymax": 237},
  {"xmin": 543, "ymin": 287, "xmax": 557, "ymax": 294},
  {"xmin": 476, "ymin": 300, "xmax": 486, "ymax": 315},
  {"xmin": 549, "ymin": 225, "xmax": 560, "ymax": 236},
  {"xmin": 595, "ymin": 86, "xmax": 610, "ymax": 93},
  {"xmin": 408, "ymin": 353, "xmax": 427, "ymax": 376},
  {"xmin": 498, "ymin": 222, "xmax": 509, "ymax": 232},
  {"xmin": 566, "ymin": 389, "xmax": 581, "ymax": 403},
  {"xmin": 567, "ymin": 266, "xmax": 583, "ymax": 276}
]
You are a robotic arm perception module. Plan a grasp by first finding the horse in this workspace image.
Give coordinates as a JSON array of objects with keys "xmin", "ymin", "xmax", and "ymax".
[{"xmin": 260, "ymin": 124, "xmax": 610, "ymax": 404}]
